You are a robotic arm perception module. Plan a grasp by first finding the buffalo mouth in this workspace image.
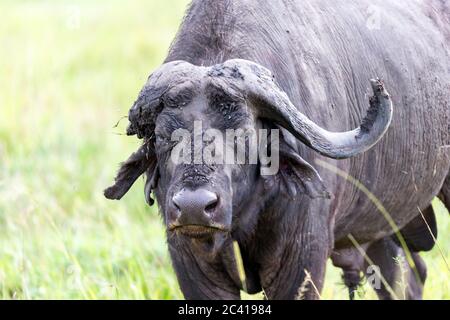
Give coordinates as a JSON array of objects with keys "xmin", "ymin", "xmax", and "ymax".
[{"xmin": 169, "ymin": 224, "xmax": 229, "ymax": 239}]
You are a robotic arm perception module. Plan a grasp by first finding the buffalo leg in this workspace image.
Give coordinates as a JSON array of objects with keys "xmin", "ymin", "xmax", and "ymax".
[
  {"xmin": 332, "ymin": 238, "xmax": 427, "ymax": 300},
  {"xmin": 363, "ymin": 238, "xmax": 427, "ymax": 300}
]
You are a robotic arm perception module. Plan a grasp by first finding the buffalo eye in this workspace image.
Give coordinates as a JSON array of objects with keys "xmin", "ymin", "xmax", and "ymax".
[
  {"xmin": 162, "ymin": 87, "xmax": 194, "ymax": 109},
  {"xmin": 217, "ymin": 101, "xmax": 238, "ymax": 116}
]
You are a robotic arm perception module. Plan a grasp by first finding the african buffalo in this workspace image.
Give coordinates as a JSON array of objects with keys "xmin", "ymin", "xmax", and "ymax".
[{"xmin": 105, "ymin": 0, "xmax": 450, "ymax": 300}]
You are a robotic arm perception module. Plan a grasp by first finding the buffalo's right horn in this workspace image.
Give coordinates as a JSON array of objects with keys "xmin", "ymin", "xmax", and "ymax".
[{"xmin": 127, "ymin": 60, "xmax": 197, "ymax": 139}]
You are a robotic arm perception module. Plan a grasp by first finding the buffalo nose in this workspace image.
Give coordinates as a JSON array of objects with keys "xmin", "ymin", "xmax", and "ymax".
[{"xmin": 172, "ymin": 189, "xmax": 219, "ymax": 225}]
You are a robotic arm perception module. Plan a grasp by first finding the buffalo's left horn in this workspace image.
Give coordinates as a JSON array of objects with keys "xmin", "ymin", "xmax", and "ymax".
[{"xmin": 219, "ymin": 59, "xmax": 393, "ymax": 160}]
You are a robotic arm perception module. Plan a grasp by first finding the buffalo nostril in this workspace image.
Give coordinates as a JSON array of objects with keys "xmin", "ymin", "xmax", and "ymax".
[
  {"xmin": 172, "ymin": 189, "xmax": 218, "ymax": 219},
  {"xmin": 205, "ymin": 198, "xmax": 218, "ymax": 213},
  {"xmin": 172, "ymin": 193, "xmax": 183, "ymax": 211}
]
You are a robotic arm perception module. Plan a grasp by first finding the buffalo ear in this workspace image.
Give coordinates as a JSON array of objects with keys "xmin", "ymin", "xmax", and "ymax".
[
  {"xmin": 104, "ymin": 141, "xmax": 156, "ymax": 200},
  {"xmin": 264, "ymin": 128, "xmax": 331, "ymax": 199},
  {"xmin": 278, "ymin": 147, "xmax": 331, "ymax": 199}
]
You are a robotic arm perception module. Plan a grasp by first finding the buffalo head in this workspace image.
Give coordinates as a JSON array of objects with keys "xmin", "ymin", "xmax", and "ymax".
[{"xmin": 104, "ymin": 59, "xmax": 392, "ymax": 248}]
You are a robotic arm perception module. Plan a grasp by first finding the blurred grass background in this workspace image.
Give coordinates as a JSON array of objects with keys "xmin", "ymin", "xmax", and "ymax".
[{"xmin": 0, "ymin": 0, "xmax": 448, "ymax": 299}]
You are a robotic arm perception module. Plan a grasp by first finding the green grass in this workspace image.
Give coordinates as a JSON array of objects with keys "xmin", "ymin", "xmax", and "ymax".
[{"xmin": 0, "ymin": 0, "xmax": 448, "ymax": 300}]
